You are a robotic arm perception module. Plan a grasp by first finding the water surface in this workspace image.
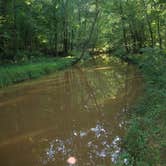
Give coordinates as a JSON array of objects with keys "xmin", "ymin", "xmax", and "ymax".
[{"xmin": 0, "ymin": 57, "xmax": 142, "ymax": 166}]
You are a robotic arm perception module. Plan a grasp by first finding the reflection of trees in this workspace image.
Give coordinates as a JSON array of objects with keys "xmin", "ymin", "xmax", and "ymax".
[
  {"xmin": 76, "ymin": 66, "xmax": 101, "ymax": 112},
  {"xmin": 56, "ymin": 64, "xmax": 127, "ymax": 116},
  {"xmin": 0, "ymin": 58, "xmax": 142, "ymax": 166},
  {"xmin": 87, "ymin": 68, "xmax": 125, "ymax": 101},
  {"xmin": 0, "ymin": 63, "xmax": 141, "ymax": 135},
  {"xmin": 36, "ymin": 63, "xmax": 142, "ymax": 166}
]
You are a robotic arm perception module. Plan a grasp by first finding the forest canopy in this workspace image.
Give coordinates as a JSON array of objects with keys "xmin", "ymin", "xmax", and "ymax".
[{"xmin": 0, "ymin": 0, "xmax": 166, "ymax": 62}]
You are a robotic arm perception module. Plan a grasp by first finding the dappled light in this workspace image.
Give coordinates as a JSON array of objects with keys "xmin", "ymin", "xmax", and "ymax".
[{"xmin": 67, "ymin": 157, "xmax": 77, "ymax": 165}]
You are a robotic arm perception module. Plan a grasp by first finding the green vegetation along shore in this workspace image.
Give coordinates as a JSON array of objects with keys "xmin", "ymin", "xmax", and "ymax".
[
  {"xmin": 118, "ymin": 49, "xmax": 166, "ymax": 166},
  {"xmin": 0, "ymin": 57, "xmax": 76, "ymax": 88}
]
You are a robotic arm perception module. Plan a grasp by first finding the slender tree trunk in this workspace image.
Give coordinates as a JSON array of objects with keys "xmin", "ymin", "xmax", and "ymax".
[
  {"xmin": 152, "ymin": 0, "xmax": 162, "ymax": 49},
  {"xmin": 55, "ymin": 30, "xmax": 58, "ymax": 56},
  {"xmin": 63, "ymin": 24, "xmax": 68, "ymax": 55},
  {"xmin": 62, "ymin": 0, "xmax": 68, "ymax": 55},
  {"xmin": 52, "ymin": 19, "xmax": 58, "ymax": 55},
  {"xmin": 13, "ymin": 0, "xmax": 18, "ymax": 57},
  {"xmin": 142, "ymin": 0, "xmax": 154, "ymax": 47},
  {"xmin": 119, "ymin": 0, "xmax": 129, "ymax": 53},
  {"xmin": 0, "ymin": 0, "xmax": 7, "ymax": 54},
  {"xmin": 70, "ymin": 29, "xmax": 74, "ymax": 51},
  {"xmin": 73, "ymin": 0, "xmax": 99, "ymax": 64},
  {"xmin": 157, "ymin": 16, "xmax": 162, "ymax": 49},
  {"xmin": 140, "ymin": 23, "xmax": 146, "ymax": 48},
  {"xmin": 129, "ymin": 22, "xmax": 137, "ymax": 53}
]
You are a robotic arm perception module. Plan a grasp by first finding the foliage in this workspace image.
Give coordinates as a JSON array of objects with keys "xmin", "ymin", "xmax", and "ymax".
[
  {"xmin": 1, "ymin": 0, "xmax": 166, "ymax": 63},
  {"xmin": 118, "ymin": 49, "xmax": 166, "ymax": 166},
  {"xmin": 0, "ymin": 57, "xmax": 75, "ymax": 88},
  {"xmin": 0, "ymin": 0, "xmax": 100, "ymax": 62}
]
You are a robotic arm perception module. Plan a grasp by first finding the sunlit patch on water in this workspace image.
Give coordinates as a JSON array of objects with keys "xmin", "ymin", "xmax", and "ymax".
[
  {"xmin": 67, "ymin": 157, "xmax": 77, "ymax": 165},
  {"xmin": 111, "ymin": 136, "xmax": 121, "ymax": 163}
]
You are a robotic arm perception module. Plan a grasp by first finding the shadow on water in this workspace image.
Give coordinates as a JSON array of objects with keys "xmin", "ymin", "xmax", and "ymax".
[{"xmin": 0, "ymin": 56, "xmax": 142, "ymax": 166}]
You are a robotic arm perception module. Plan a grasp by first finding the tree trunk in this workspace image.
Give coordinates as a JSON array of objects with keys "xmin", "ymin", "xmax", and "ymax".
[
  {"xmin": 0, "ymin": 0, "xmax": 7, "ymax": 54},
  {"xmin": 13, "ymin": 0, "xmax": 18, "ymax": 57},
  {"xmin": 119, "ymin": 0, "xmax": 129, "ymax": 53},
  {"xmin": 73, "ymin": 0, "xmax": 100, "ymax": 64},
  {"xmin": 157, "ymin": 16, "xmax": 162, "ymax": 49},
  {"xmin": 142, "ymin": 0, "xmax": 154, "ymax": 47}
]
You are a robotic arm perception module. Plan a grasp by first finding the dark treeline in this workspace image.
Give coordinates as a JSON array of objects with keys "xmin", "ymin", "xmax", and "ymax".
[
  {"xmin": 0, "ymin": 0, "xmax": 166, "ymax": 62},
  {"xmin": 0, "ymin": 0, "xmax": 100, "ymax": 62}
]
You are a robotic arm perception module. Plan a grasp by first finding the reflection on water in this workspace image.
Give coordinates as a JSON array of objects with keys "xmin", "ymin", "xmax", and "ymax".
[{"xmin": 0, "ymin": 57, "xmax": 142, "ymax": 166}]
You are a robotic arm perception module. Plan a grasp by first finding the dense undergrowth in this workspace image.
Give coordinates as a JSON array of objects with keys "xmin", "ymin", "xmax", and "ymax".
[
  {"xmin": 0, "ymin": 56, "xmax": 76, "ymax": 88},
  {"xmin": 118, "ymin": 48, "xmax": 166, "ymax": 166}
]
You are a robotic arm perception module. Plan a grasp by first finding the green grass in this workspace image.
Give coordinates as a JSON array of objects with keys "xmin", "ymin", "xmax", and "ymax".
[
  {"xmin": 0, "ymin": 56, "xmax": 76, "ymax": 88},
  {"xmin": 118, "ymin": 49, "xmax": 166, "ymax": 165}
]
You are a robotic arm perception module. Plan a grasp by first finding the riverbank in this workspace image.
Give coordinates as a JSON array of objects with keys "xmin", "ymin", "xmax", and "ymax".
[
  {"xmin": 0, "ymin": 57, "xmax": 76, "ymax": 88},
  {"xmin": 119, "ymin": 49, "xmax": 166, "ymax": 165}
]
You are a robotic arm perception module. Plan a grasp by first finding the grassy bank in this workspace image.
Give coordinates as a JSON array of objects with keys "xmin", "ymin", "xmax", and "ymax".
[
  {"xmin": 0, "ymin": 57, "xmax": 76, "ymax": 88},
  {"xmin": 118, "ymin": 49, "xmax": 166, "ymax": 165}
]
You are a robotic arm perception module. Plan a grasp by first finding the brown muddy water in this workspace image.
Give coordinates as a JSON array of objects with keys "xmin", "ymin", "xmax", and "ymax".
[{"xmin": 0, "ymin": 57, "xmax": 142, "ymax": 166}]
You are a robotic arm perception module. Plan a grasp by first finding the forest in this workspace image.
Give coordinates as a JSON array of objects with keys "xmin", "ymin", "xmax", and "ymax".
[
  {"xmin": 0, "ymin": 0, "xmax": 166, "ymax": 62},
  {"xmin": 0, "ymin": 0, "xmax": 166, "ymax": 166}
]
